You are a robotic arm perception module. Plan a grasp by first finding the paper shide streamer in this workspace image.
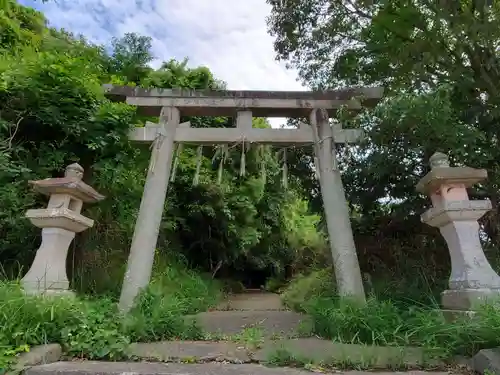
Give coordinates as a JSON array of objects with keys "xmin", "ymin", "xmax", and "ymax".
[
  {"xmin": 282, "ymin": 148, "xmax": 288, "ymax": 190},
  {"xmin": 276, "ymin": 148, "xmax": 288, "ymax": 189},
  {"xmin": 258, "ymin": 145, "xmax": 267, "ymax": 186},
  {"xmin": 170, "ymin": 143, "xmax": 183, "ymax": 182},
  {"xmin": 192, "ymin": 145, "xmax": 203, "ymax": 186},
  {"xmin": 149, "ymin": 130, "xmax": 166, "ymax": 174},
  {"xmin": 239, "ymin": 140, "xmax": 246, "ymax": 177},
  {"xmin": 313, "ymin": 154, "xmax": 321, "ymax": 180},
  {"xmin": 170, "ymin": 139, "xmax": 280, "ymax": 187},
  {"xmin": 212, "ymin": 144, "xmax": 228, "ymax": 185}
]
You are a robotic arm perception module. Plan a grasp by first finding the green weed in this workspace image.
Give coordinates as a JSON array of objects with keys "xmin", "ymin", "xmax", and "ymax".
[
  {"xmin": 231, "ymin": 327, "xmax": 265, "ymax": 350},
  {"xmin": 265, "ymin": 347, "xmax": 379, "ymax": 372},
  {"xmin": 282, "ymin": 268, "xmax": 500, "ymax": 359},
  {"xmin": 0, "ymin": 259, "xmax": 222, "ymax": 370}
]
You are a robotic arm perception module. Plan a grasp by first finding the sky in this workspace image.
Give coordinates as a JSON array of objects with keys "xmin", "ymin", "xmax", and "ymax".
[{"xmin": 19, "ymin": 0, "xmax": 305, "ymax": 128}]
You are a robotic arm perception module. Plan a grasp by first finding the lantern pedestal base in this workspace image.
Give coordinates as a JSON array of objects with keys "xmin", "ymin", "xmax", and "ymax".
[
  {"xmin": 441, "ymin": 288, "xmax": 500, "ymax": 317},
  {"xmin": 21, "ymin": 227, "xmax": 76, "ymax": 296}
]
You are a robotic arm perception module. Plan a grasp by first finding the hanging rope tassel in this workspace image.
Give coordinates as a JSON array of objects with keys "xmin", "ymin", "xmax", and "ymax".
[
  {"xmin": 259, "ymin": 145, "xmax": 267, "ymax": 186},
  {"xmin": 211, "ymin": 146, "xmax": 220, "ymax": 165},
  {"xmin": 239, "ymin": 140, "xmax": 246, "ymax": 177},
  {"xmin": 149, "ymin": 129, "xmax": 166, "ymax": 174},
  {"xmin": 217, "ymin": 144, "xmax": 228, "ymax": 185},
  {"xmin": 192, "ymin": 145, "xmax": 203, "ymax": 186},
  {"xmin": 282, "ymin": 147, "xmax": 288, "ymax": 190},
  {"xmin": 170, "ymin": 143, "xmax": 183, "ymax": 182}
]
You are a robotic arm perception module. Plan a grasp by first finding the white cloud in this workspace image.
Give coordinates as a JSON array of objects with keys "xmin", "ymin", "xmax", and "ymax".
[{"xmin": 20, "ymin": 0, "xmax": 305, "ymax": 127}]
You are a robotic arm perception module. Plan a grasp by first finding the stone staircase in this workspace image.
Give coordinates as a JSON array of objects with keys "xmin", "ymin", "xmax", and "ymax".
[
  {"xmin": 193, "ymin": 289, "xmax": 307, "ymax": 337},
  {"xmin": 23, "ymin": 361, "xmax": 454, "ymax": 375},
  {"xmin": 18, "ymin": 291, "xmax": 464, "ymax": 375}
]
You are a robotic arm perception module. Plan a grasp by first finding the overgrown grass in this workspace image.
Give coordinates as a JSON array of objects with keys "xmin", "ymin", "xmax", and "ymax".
[
  {"xmin": 282, "ymin": 268, "xmax": 500, "ymax": 359},
  {"xmin": 0, "ymin": 258, "xmax": 222, "ymax": 370}
]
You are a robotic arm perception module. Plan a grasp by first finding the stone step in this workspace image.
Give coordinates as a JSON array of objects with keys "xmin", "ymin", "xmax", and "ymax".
[
  {"xmin": 24, "ymin": 360, "xmax": 452, "ymax": 375},
  {"xmin": 216, "ymin": 291, "xmax": 285, "ymax": 311},
  {"xmin": 127, "ymin": 338, "xmax": 440, "ymax": 369},
  {"xmin": 193, "ymin": 310, "xmax": 308, "ymax": 337},
  {"xmin": 24, "ymin": 362, "xmax": 319, "ymax": 375}
]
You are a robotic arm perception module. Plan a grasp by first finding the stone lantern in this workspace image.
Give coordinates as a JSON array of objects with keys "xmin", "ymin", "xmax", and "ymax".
[
  {"xmin": 21, "ymin": 163, "xmax": 104, "ymax": 296},
  {"xmin": 417, "ymin": 152, "xmax": 500, "ymax": 315}
]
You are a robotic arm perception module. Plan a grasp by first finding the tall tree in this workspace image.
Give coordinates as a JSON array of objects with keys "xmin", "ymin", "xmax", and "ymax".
[
  {"xmin": 267, "ymin": 0, "xmax": 500, "ymax": 246},
  {"xmin": 110, "ymin": 33, "xmax": 154, "ymax": 84}
]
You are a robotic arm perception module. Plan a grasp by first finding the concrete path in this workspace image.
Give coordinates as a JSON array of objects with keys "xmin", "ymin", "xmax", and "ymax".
[
  {"xmin": 216, "ymin": 290, "xmax": 285, "ymax": 311},
  {"xmin": 25, "ymin": 361, "xmax": 455, "ymax": 375},
  {"xmin": 195, "ymin": 310, "xmax": 306, "ymax": 337},
  {"xmin": 194, "ymin": 290, "xmax": 306, "ymax": 337}
]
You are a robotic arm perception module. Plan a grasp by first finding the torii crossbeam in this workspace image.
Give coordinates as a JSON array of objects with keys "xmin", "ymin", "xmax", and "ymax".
[{"xmin": 103, "ymin": 84, "xmax": 384, "ymax": 312}]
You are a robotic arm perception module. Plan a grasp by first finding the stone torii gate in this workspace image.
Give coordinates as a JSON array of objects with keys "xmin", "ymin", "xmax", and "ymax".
[{"xmin": 104, "ymin": 85, "xmax": 384, "ymax": 312}]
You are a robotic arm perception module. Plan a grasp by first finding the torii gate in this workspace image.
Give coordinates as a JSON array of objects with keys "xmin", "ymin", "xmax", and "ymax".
[{"xmin": 103, "ymin": 85, "xmax": 384, "ymax": 312}]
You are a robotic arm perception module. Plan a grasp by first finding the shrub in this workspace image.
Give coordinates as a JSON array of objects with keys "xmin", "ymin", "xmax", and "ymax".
[
  {"xmin": 282, "ymin": 268, "xmax": 500, "ymax": 358},
  {"xmin": 264, "ymin": 277, "xmax": 286, "ymax": 293},
  {"xmin": 0, "ymin": 282, "xmax": 129, "ymax": 361},
  {"xmin": 304, "ymin": 295, "xmax": 500, "ymax": 357},
  {"xmin": 281, "ymin": 269, "xmax": 335, "ymax": 311},
  {"xmin": 124, "ymin": 257, "xmax": 222, "ymax": 342},
  {"xmin": 0, "ymin": 259, "xmax": 222, "ymax": 369}
]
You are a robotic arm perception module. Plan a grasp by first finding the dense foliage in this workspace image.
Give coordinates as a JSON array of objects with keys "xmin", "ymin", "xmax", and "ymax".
[
  {"xmin": 0, "ymin": 0, "xmax": 327, "ymax": 368},
  {"xmin": 0, "ymin": 259, "xmax": 220, "ymax": 368},
  {"xmin": 0, "ymin": 0, "xmax": 326, "ymax": 296},
  {"xmin": 281, "ymin": 270, "xmax": 500, "ymax": 360},
  {"xmin": 3, "ymin": 0, "xmax": 500, "ymax": 370},
  {"xmin": 267, "ymin": 0, "xmax": 500, "ymax": 297}
]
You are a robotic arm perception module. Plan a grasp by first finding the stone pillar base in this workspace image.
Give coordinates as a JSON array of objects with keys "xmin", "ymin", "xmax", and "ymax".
[{"xmin": 441, "ymin": 288, "xmax": 500, "ymax": 310}]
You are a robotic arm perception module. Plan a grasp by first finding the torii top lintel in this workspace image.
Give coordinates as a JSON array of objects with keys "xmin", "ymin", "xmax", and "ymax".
[{"xmin": 103, "ymin": 84, "xmax": 384, "ymax": 117}]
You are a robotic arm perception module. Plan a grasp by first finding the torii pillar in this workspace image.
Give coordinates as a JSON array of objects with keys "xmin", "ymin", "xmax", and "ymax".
[
  {"xmin": 310, "ymin": 108, "xmax": 365, "ymax": 302},
  {"xmin": 118, "ymin": 106, "xmax": 180, "ymax": 312}
]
